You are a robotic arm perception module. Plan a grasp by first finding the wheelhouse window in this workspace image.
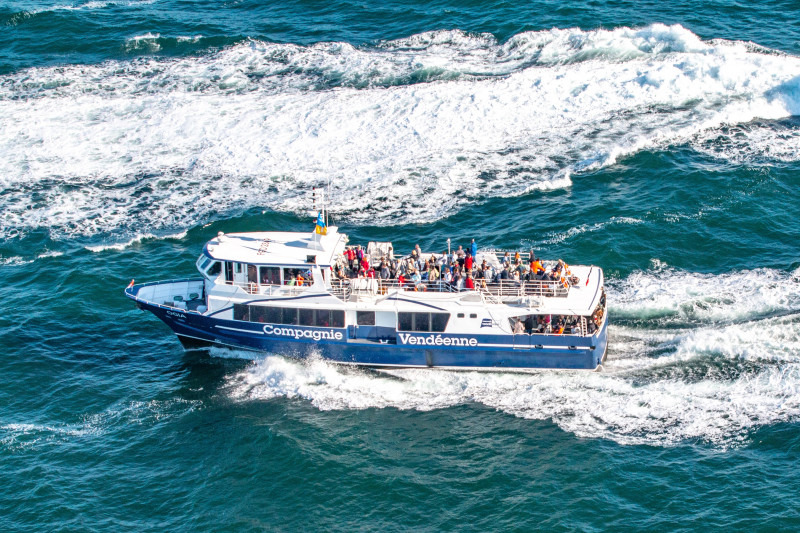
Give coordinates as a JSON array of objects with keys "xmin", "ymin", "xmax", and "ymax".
[
  {"xmin": 206, "ymin": 261, "xmax": 221, "ymax": 277},
  {"xmin": 259, "ymin": 266, "xmax": 281, "ymax": 285},
  {"xmin": 282, "ymin": 268, "xmax": 311, "ymax": 286}
]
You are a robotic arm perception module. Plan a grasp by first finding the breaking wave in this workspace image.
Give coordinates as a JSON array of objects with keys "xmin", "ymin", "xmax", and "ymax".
[
  {"xmin": 223, "ymin": 265, "xmax": 800, "ymax": 447},
  {"xmin": 1, "ymin": 24, "xmax": 800, "ymax": 243}
]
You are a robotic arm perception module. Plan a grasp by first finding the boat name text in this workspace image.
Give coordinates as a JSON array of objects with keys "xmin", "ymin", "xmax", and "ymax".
[
  {"xmin": 263, "ymin": 324, "xmax": 344, "ymax": 341},
  {"xmin": 398, "ymin": 333, "xmax": 478, "ymax": 347}
]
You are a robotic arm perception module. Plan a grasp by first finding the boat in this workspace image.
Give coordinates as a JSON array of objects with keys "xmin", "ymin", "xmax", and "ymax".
[{"xmin": 125, "ymin": 202, "xmax": 608, "ymax": 371}]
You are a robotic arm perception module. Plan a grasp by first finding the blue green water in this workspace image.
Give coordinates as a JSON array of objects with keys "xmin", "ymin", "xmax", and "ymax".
[{"xmin": 2, "ymin": 1, "xmax": 800, "ymax": 530}]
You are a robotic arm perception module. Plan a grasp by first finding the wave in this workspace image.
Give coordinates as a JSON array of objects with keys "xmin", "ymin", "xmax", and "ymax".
[
  {"xmin": 222, "ymin": 265, "xmax": 800, "ymax": 447},
  {"xmin": 0, "ymin": 398, "xmax": 198, "ymax": 451},
  {"xmin": 1, "ymin": 24, "xmax": 800, "ymax": 242}
]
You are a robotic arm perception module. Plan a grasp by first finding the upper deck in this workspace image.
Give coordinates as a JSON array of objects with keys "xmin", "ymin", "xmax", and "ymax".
[
  {"xmin": 334, "ymin": 263, "xmax": 603, "ymax": 316},
  {"xmin": 196, "ymin": 228, "xmax": 603, "ymax": 317},
  {"xmin": 203, "ymin": 227, "xmax": 347, "ymax": 268}
]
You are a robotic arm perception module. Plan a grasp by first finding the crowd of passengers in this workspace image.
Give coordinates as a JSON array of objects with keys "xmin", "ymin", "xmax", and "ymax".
[
  {"xmin": 512, "ymin": 314, "xmax": 599, "ymax": 335},
  {"xmin": 333, "ymin": 240, "xmax": 580, "ymax": 291}
]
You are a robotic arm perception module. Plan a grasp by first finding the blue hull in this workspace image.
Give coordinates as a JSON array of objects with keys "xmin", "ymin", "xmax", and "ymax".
[{"xmin": 127, "ymin": 289, "xmax": 608, "ymax": 371}]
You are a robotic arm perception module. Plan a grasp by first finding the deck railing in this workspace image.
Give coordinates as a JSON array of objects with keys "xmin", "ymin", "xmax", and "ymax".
[{"xmin": 327, "ymin": 277, "xmax": 569, "ymax": 301}]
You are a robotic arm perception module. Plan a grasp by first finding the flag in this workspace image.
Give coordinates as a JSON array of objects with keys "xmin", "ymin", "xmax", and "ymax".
[{"xmin": 314, "ymin": 211, "xmax": 327, "ymax": 235}]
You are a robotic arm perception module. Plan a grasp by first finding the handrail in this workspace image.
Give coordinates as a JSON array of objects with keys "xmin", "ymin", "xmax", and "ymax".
[
  {"xmin": 327, "ymin": 277, "xmax": 570, "ymax": 300},
  {"xmin": 218, "ymin": 279, "xmax": 310, "ymax": 296}
]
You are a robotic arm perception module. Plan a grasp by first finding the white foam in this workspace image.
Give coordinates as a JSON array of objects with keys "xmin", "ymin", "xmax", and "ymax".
[
  {"xmin": 609, "ymin": 263, "xmax": 800, "ymax": 324},
  {"xmin": 0, "ymin": 398, "xmax": 198, "ymax": 451},
  {"xmin": 84, "ymin": 230, "xmax": 187, "ymax": 252},
  {"xmin": 23, "ymin": 0, "xmax": 155, "ymax": 14},
  {"xmin": 1, "ymin": 24, "xmax": 800, "ymax": 241},
  {"xmin": 222, "ymin": 266, "xmax": 800, "ymax": 447},
  {"xmin": 535, "ymin": 216, "xmax": 643, "ymax": 245},
  {"xmin": 125, "ymin": 32, "xmax": 162, "ymax": 52}
]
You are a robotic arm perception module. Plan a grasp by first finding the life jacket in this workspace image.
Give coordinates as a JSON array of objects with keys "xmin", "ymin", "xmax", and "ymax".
[
  {"xmin": 531, "ymin": 260, "xmax": 544, "ymax": 274},
  {"xmin": 296, "ymin": 274, "xmax": 304, "ymax": 286}
]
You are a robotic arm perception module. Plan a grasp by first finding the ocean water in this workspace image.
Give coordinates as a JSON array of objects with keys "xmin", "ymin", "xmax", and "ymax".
[{"xmin": 2, "ymin": 0, "xmax": 800, "ymax": 530}]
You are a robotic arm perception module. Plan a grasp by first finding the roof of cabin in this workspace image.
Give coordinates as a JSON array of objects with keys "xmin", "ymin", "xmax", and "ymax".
[{"xmin": 203, "ymin": 227, "xmax": 346, "ymax": 267}]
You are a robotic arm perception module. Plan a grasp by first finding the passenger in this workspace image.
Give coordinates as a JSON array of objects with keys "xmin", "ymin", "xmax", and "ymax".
[
  {"xmin": 443, "ymin": 268, "xmax": 453, "ymax": 284},
  {"xmin": 379, "ymin": 261, "xmax": 390, "ymax": 280},
  {"xmin": 513, "ymin": 319, "xmax": 525, "ymax": 335},
  {"xmin": 465, "ymin": 271, "xmax": 475, "ymax": 290},
  {"xmin": 531, "ymin": 258, "xmax": 545, "ymax": 275},
  {"xmin": 483, "ymin": 263, "xmax": 494, "ymax": 282},
  {"xmin": 465, "ymin": 252, "xmax": 473, "ymax": 271},
  {"xmin": 498, "ymin": 265, "xmax": 510, "ymax": 281},
  {"xmin": 456, "ymin": 246, "xmax": 465, "ymax": 267},
  {"xmin": 366, "ymin": 266, "xmax": 376, "ymax": 279},
  {"xmin": 471, "ymin": 238, "xmax": 477, "ymax": 258},
  {"xmin": 411, "ymin": 269, "xmax": 425, "ymax": 291},
  {"xmin": 287, "ymin": 274, "xmax": 297, "ymax": 286}
]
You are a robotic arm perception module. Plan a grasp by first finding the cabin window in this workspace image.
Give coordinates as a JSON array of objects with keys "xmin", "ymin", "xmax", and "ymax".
[
  {"xmin": 331, "ymin": 310, "xmax": 345, "ymax": 328},
  {"xmin": 457, "ymin": 313, "xmax": 465, "ymax": 318},
  {"xmin": 469, "ymin": 313, "xmax": 477, "ymax": 319},
  {"xmin": 225, "ymin": 262, "xmax": 234, "ymax": 282},
  {"xmin": 431, "ymin": 313, "xmax": 449, "ymax": 332},
  {"xmin": 264, "ymin": 306, "xmax": 281, "ymax": 324},
  {"xmin": 197, "ymin": 255, "xmax": 211, "ymax": 272},
  {"xmin": 239, "ymin": 306, "xmax": 344, "ymax": 328},
  {"xmin": 412, "ymin": 313, "xmax": 430, "ymax": 332},
  {"xmin": 398, "ymin": 312, "xmax": 413, "ymax": 331},
  {"xmin": 397, "ymin": 312, "xmax": 450, "ymax": 332},
  {"xmin": 260, "ymin": 266, "xmax": 281, "ymax": 285},
  {"xmin": 235, "ymin": 263, "xmax": 242, "ymax": 274},
  {"xmin": 356, "ymin": 311, "xmax": 375, "ymax": 326},
  {"xmin": 314, "ymin": 310, "xmax": 331, "ymax": 327},
  {"xmin": 280, "ymin": 307, "xmax": 298, "ymax": 325},
  {"xmin": 299, "ymin": 308, "xmax": 315, "ymax": 326},
  {"xmin": 250, "ymin": 306, "xmax": 268, "ymax": 323},
  {"xmin": 233, "ymin": 303, "xmax": 249, "ymax": 321}
]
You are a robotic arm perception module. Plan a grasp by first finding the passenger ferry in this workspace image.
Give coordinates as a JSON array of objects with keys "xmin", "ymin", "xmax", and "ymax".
[{"xmin": 125, "ymin": 209, "xmax": 608, "ymax": 371}]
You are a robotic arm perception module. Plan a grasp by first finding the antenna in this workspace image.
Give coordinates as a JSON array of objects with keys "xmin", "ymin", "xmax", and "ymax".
[{"xmin": 312, "ymin": 186, "xmax": 326, "ymax": 222}]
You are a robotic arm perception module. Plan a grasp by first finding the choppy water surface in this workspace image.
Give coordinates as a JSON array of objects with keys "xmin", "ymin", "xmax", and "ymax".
[{"xmin": 2, "ymin": 1, "xmax": 800, "ymax": 531}]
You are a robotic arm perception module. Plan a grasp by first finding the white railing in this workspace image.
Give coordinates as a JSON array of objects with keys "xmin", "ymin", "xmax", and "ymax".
[
  {"xmin": 219, "ymin": 279, "xmax": 309, "ymax": 297},
  {"xmin": 326, "ymin": 277, "xmax": 569, "ymax": 301}
]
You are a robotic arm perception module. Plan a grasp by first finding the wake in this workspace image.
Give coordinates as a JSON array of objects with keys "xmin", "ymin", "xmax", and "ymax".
[{"xmin": 223, "ymin": 265, "xmax": 800, "ymax": 447}]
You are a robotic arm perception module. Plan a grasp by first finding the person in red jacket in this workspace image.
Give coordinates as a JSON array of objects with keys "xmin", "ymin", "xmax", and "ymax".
[{"xmin": 465, "ymin": 271, "xmax": 475, "ymax": 290}]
